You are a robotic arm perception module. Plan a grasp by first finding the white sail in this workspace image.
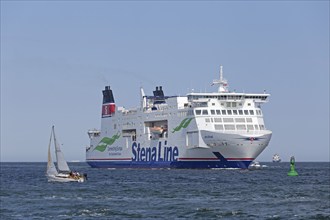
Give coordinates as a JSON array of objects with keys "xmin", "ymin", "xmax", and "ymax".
[
  {"xmin": 53, "ymin": 126, "xmax": 71, "ymax": 172},
  {"xmin": 47, "ymin": 128, "xmax": 58, "ymax": 176}
]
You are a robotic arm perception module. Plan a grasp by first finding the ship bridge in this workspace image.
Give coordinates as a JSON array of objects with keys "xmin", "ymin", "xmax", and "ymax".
[
  {"xmin": 187, "ymin": 65, "xmax": 270, "ymax": 104},
  {"xmin": 187, "ymin": 93, "xmax": 269, "ymax": 103}
]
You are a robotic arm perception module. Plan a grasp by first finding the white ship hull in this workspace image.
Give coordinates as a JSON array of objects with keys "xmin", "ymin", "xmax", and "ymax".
[
  {"xmin": 47, "ymin": 174, "xmax": 86, "ymax": 183},
  {"xmin": 86, "ymin": 129, "xmax": 271, "ymax": 169}
]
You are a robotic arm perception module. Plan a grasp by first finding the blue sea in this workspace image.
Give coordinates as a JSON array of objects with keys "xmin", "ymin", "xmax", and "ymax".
[{"xmin": 0, "ymin": 162, "xmax": 329, "ymax": 219}]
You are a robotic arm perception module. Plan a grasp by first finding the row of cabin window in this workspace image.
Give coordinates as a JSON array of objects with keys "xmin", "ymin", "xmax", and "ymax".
[
  {"xmin": 205, "ymin": 118, "xmax": 253, "ymax": 123},
  {"xmin": 214, "ymin": 124, "xmax": 265, "ymax": 131},
  {"xmin": 189, "ymin": 95, "xmax": 267, "ymax": 100},
  {"xmin": 195, "ymin": 109, "xmax": 262, "ymax": 116}
]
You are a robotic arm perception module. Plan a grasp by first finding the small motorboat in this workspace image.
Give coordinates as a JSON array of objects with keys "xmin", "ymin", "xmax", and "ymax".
[{"xmin": 248, "ymin": 161, "xmax": 262, "ymax": 170}]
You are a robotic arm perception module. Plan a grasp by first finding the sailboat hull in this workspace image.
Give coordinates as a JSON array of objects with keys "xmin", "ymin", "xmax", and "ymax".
[{"xmin": 47, "ymin": 174, "xmax": 86, "ymax": 183}]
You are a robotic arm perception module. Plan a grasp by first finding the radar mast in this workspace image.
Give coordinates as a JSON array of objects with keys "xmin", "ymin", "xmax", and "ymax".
[{"xmin": 212, "ymin": 65, "xmax": 228, "ymax": 93}]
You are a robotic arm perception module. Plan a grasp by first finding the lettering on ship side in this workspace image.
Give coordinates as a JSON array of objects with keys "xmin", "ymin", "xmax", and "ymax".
[
  {"xmin": 108, "ymin": 146, "xmax": 123, "ymax": 156},
  {"xmin": 131, "ymin": 142, "xmax": 179, "ymax": 162}
]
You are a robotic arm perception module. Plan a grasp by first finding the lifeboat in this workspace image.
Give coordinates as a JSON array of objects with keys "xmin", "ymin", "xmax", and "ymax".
[{"xmin": 150, "ymin": 126, "xmax": 163, "ymax": 135}]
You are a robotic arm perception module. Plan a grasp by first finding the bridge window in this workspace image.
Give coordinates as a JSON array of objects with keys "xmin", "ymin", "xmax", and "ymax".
[
  {"xmin": 202, "ymin": 110, "xmax": 208, "ymax": 115},
  {"xmin": 244, "ymin": 110, "xmax": 249, "ymax": 115},
  {"xmin": 214, "ymin": 124, "xmax": 224, "ymax": 130},
  {"xmin": 233, "ymin": 110, "xmax": 238, "ymax": 115},
  {"xmin": 222, "ymin": 110, "xmax": 226, "ymax": 115},
  {"xmin": 214, "ymin": 118, "xmax": 222, "ymax": 123},
  {"xmin": 195, "ymin": 110, "xmax": 201, "ymax": 115},
  {"xmin": 211, "ymin": 110, "xmax": 215, "ymax": 115},
  {"xmin": 238, "ymin": 110, "xmax": 243, "ymax": 115},
  {"xmin": 223, "ymin": 118, "xmax": 234, "ymax": 123},
  {"xmin": 224, "ymin": 124, "xmax": 235, "ymax": 130},
  {"xmin": 247, "ymin": 125, "xmax": 254, "ymax": 130},
  {"xmin": 227, "ymin": 110, "xmax": 232, "ymax": 115},
  {"xmin": 236, "ymin": 124, "xmax": 246, "ymax": 130},
  {"xmin": 249, "ymin": 110, "xmax": 254, "ymax": 115},
  {"xmin": 216, "ymin": 110, "xmax": 221, "ymax": 115},
  {"xmin": 235, "ymin": 118, "xmax": 245, "ymax": 123}
]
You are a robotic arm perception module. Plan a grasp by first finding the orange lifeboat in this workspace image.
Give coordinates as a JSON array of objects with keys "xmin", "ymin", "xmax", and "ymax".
[{"xmin": 150, "ymin": 126, "xmax": 163, "ymax": 135}]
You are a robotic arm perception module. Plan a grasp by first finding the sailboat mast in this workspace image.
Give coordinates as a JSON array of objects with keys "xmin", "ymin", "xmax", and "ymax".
[
  {"xmin": 47, "ymin": 126, "xmax": 58, "ymax": 176},
  {"xmin": 47, "ymin": 127, "xmax": 53, "ymax": 167},
  {"xmin": 52, "ymin": 125, "xmax": 57, "ymax": 149}
]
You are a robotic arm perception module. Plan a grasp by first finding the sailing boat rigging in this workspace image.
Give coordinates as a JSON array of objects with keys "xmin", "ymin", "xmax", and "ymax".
[{"xmin": 46, "ymin": 126, "xmax": 86, "ymax": 182}]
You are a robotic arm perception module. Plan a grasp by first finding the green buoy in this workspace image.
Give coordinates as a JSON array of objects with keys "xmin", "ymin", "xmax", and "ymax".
[{"xmin": 288, "ymin": 156, "xmax": 298, "ymax": 176}]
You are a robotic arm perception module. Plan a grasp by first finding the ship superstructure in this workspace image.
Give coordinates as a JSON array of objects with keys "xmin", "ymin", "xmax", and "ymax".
[{"xmin": 86, "ymin": 66, "xmax": 272, "ymax": 168}]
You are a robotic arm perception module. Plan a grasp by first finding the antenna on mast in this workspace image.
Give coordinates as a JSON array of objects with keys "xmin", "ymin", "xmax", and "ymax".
[
  {"xmin": 220, "ymin": 65, "xmax": 223, "ymax": 82},
  {"xmin": 212, "ymin": 65, "xmax": 228, "ymax": 93}
]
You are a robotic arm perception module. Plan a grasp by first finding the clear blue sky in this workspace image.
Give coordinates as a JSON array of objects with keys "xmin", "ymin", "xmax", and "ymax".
[{"xmin": 1, "ymin": 1, "xmax": 329, "ymax": 162}]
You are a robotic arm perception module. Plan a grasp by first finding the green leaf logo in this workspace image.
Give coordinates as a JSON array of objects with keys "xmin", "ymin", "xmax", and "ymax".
[
  {"xmin": 172, "ymin": 118, "xmax": 193, "ymax": 133},
  {"xmin": 94, "ymin": 132, "xmax": 121, "ymax": 152}
]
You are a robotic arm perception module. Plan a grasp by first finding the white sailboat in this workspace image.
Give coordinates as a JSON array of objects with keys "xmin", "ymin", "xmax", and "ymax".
[{"xmin": 47, "ymin": 126, "xmax": 86, "ymax": 182}]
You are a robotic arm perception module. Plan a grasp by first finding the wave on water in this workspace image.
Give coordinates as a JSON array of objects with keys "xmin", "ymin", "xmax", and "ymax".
[{"xmin": 0, "ymin": 162, "xmax": 329, "ymax": 219}]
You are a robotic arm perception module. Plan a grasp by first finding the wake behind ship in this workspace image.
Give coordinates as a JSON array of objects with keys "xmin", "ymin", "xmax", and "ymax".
[{"xmin": 86, "ymin": 66, "xmax": 272, "ymax": 169}]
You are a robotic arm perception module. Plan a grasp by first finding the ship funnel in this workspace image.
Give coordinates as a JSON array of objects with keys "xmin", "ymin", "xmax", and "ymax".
[
  {"xmin": 153, "ymin": 85, "xmax": 165, "ymax": 104},
  {"xmin": 103, "ymin": 86, "xmax": 115, "ymax": 104},
  {"xmin": 102, "ymin": 86, "xmax": 115, "ymax": 118}
]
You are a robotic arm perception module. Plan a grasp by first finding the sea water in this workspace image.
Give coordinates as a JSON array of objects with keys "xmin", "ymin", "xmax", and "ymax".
[{"xmin": 0, "ymin": 162, "xmax": 329, "ymax": 219}]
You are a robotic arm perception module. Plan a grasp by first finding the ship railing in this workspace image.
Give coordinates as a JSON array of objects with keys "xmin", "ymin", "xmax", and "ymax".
[
  {"xmin": 122, "ymin": 109, "xmax": 138, "ymax": 115},
  {"xmin": 87, "ymin": 129, "xmax": 100, "ymax": 139},
  {"xmin": 143, "ymin": 105, "xmax": 169, "ymax": 112},
  {"xmin": 190, "ymin": 102, "xmax": 208, "ymax": 108}
]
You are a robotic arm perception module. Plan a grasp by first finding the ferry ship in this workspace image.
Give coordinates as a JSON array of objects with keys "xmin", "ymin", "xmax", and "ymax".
[{"xmin": 86, "ymin": 66, "xmax": 272, "ymax": 169}]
